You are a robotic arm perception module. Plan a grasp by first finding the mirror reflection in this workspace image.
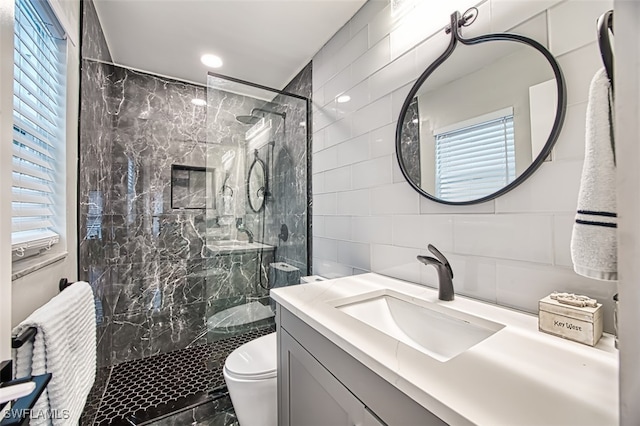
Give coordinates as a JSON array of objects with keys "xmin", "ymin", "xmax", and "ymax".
[
  {"xmin": 248, "ymin": 155, "xmax": 267, "ymax": 212},
  {"xmin": 398, "ymin": 31, "xmax": 561, "ymax": 203}
]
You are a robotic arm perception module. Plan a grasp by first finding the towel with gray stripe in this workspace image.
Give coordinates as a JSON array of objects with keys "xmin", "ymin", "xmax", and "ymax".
[{"xmin": 570, "ymin": 68, "xmax": 616, "ymax": 281}]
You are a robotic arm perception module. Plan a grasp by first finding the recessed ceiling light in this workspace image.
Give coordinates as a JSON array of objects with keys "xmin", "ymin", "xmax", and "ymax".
[
  {"xmin": 201, "ymin": 54, "xmax": 223, "ymax": 68},
  {"xmin": 337, "ymin": 95, "xmax": 351, "ymax": 103},
  {"xmin": 299, "ymin": 121, "xmax": 306, "ymax": 127},
  {"xmin": 191, "ymin": 98, "xmax": 207, "ymax": 106}
]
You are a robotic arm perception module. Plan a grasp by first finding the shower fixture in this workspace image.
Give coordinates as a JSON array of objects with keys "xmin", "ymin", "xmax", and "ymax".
[
  {"xmin": 235, "ymin": 107, "xmax": 286, "ymax": 125},
  {"xmin": 278, "ymin": 224, "xmax": 289, "ymax": 242},
  {"xmin": 253, "ymin": 107, "xmax": 286, "ymax": 119}
]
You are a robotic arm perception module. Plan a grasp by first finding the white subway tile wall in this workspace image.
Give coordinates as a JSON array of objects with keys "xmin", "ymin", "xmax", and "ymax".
[
  {"xmin": 552, "ymin": 102, "xmax": 588, "ymax": 161},
  {"xmin": 313, "ymin": 215, "xmax": 326, "ymax": 237},
  {"xmin": 370, "ymin": 244, "xmax": 422, "ymax": 283},
  {"xmin": 311, "ymin": 0, "xmax": 617, "ymax": 331},
  {"xmin": 548, "ymin": 0, "xmax": 615, "ymax": 57},
  {"xmin": 437, "ymin": 254, "xmax": 497, "ymax": 303},
  {"xmin": 351, "ymin": 216, "xmax": 392, "ymax": 244},
  {"xmin": 324, "ymin": 166, "xmax": 352, "ymax": 193},
  {"xmin": 559, "ymin": 43, "xmax": 605, "ymax": 106},
  {"xmin": 391, "ymin": 215, "xmax": 453, "ymax": 251},
  {"xmin": 337, "ymin": 133, "xmax": 370, "ymax": 167},
  {"xmin": 337, "ymin": 188, "xmax": 370, "ymax": 216},
  {"xmin": 324, "ymin": 216, "xmax": 352, "ymax": 240},
  {"xmin": 553, "ymin": 214, "xmax": 575, "ymax": 268}
]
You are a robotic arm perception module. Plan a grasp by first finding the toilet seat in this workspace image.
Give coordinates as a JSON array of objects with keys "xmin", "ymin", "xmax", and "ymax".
[{"xmin": 224, "ymin": 332, "xmax": 277, "ymax": 380}]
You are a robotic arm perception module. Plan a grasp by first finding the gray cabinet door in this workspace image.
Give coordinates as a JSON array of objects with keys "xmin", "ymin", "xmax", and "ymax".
[{"xmin": 279, "ymin": 329, "xmax": 385, "ymax": 426}]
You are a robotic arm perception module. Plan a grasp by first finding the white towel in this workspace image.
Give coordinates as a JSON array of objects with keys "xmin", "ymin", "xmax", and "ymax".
[
  {"xmin": 12, "ymin": 281, "xmax": 96, "ymax": 425},
  {"xmin": 571, "ymin": 68, "xmax": 617, "ymax": 281}
]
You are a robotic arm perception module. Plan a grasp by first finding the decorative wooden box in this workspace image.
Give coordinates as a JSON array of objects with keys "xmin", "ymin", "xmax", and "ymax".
[{"xmin": 538, "ymin": 294, "xmax": 603, "ymax": 346}]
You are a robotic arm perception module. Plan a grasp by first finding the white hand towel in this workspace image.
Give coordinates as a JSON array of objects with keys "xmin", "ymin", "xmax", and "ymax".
[
  {"xmin": 571, "ymin": 68, "xmax": 617, "ymax": 281},
  {"xmin": 12, "ymin": 281, "xmax": 96, "ymax": 425}
]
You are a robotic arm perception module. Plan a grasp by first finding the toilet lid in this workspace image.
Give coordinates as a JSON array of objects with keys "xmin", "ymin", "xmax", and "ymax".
[{"xmin": 225, "ymin": 332, "xmax": 277, "ymax": 379}]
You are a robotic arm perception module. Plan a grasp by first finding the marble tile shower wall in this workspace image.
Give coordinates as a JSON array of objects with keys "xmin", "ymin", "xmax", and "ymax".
[
  {"xmin": 81, "ymin": 0, "xmax": 111, "ymax": 63},
  {"xmin": 81, "ymin": 65, "xmax": 277, "ymax": 366},
  {"xmin": 312, "ymin": 0, "xmax": 618, "ymax": 332},
  {"xmin": 80, "ymin": 62, "xmax": 208, "ymax": 365},
  {"xmin": 79, "ymin": 59, "xmax": 114, "ymax": 368},
  {"xmin": 79, "ymin": 0, "xmax": 114, "ymax": 368},
  {"xmin": 244, "ymin": 63, "xmax": 312, "ymax": 277},
  {"xmin": 107, "ymin": 67, "xmax": 211, "ymax": 364},
  {"xmin": 81, "ymin": 0, "xmax": 311, "ymax": 364}
]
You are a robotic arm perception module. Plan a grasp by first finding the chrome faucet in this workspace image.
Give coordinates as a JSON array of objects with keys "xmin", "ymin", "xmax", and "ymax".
[
  {"xmin": 417, "ymin": 244, "xmax": 454, "ymax": 301},
  {"xmin": 236, "ymin": 218, "xmax": 254, "ymax": 243}
]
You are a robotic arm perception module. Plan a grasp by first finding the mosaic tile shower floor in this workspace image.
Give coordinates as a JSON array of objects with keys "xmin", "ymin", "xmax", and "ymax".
[{"xmin": 80, "ymin": 327, "xmax": 274, "ymax": 425}]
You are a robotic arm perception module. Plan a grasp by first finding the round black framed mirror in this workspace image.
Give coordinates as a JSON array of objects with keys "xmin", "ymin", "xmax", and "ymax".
[
  {"xmin": 247, "ymin": 151, "xmax": 267, "ymax": 212},
  {"xmin": 396, "ymin": 10, "xmax": 566, "ymax": 205}
]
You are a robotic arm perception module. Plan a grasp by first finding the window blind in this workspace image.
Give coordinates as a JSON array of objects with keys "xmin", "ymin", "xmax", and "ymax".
[
  {"xmin": 12, "ymin": 0, "xmax": 65, "ymax": 256},
  {"xmin": 435, "ymin": 113, "xmax": 515, "ymax": 202}
]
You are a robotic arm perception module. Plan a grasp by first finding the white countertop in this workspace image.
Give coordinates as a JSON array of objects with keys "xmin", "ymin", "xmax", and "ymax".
[
  {"xmin": 270, "ymin": 273, "xmax": 618, "ymax": 426},
  {"xmin": 205, "ymin": 240, "xmax": 274, "ymax": 255}
]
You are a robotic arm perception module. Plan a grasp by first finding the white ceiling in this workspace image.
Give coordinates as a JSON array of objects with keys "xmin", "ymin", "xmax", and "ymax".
[{"xmin": 93, "ymin": 0, "xmax": 367, "ymax": 89}]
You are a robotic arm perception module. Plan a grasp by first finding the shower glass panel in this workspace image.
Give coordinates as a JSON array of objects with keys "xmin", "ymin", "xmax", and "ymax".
[{"xmin": 203, "ymin": 72, "xmax": 309, "ymax": 341}]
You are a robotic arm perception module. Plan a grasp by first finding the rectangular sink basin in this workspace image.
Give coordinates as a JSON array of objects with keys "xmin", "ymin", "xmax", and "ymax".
[{"xmin": 332, "ymin": 290, "xmax": 504, "ymax": 362}]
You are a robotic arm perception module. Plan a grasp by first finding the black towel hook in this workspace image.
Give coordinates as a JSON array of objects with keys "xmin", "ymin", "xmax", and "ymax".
[{"xmin": 597, "ymin": 10, "xmax": 614, "ymax": 84}]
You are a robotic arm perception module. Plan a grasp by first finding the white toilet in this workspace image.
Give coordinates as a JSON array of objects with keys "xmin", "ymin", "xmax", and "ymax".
[
  {"xmin": 224, "ymin": 332, "xmax": 278, "ymax": 426},
  {"xmin": 223, "ymin": 276, "xmax": 326, "ymax": 425}
]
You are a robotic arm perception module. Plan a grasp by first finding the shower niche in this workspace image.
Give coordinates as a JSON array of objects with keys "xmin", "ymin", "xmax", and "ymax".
[{"xmin": 170, "ymin": 164, "xmax": 214, "ymax": 209}]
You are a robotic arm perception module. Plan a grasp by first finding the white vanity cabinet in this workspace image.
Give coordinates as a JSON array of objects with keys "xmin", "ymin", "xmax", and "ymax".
[{"xmin": 276, "ymin": 306, "xmax": 447, "ymax": 426}]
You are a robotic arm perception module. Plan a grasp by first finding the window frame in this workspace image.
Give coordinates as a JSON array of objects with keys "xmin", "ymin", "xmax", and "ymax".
[
  {"xmin": 433, "ymin": 107, "xmax": 516, "ymax": 202},
  {"xmin": 11, "ymin": 0, "xmax": 69, "ymax": 268}
]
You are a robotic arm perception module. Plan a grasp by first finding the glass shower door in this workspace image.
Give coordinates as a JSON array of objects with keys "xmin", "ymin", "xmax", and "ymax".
[{"xmin": 202, "ymin": 73, "xmax": 309, "ymax": 341}]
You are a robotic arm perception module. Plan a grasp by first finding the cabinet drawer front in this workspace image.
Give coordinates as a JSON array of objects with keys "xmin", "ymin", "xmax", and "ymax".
[{"xmin": 280, "ymin": 329, "xmax": 375, "ymax": 426}]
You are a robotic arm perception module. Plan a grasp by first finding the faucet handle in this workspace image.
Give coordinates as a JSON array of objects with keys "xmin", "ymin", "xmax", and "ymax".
[{"xmin": 427, "ymin": 244, "xmax": 453, "ymax": 279}]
